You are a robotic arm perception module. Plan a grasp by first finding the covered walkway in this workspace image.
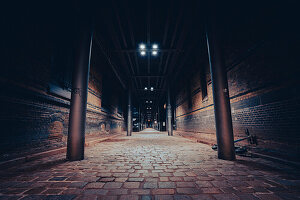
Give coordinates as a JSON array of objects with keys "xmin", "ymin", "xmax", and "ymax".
[
  {"xmin": 0, "ymin": 129, "xmax": 299, "ymax": 199},
  {"xmin": 1, "ymin": 1, "xmax": 300, "ymax": 199}
]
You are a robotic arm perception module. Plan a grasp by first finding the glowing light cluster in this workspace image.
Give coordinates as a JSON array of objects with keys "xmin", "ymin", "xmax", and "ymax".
[
  {"xmin": 144, "ymin": 87, "xmax": 154, "ymax": 91},
  {"xmin": 138, "ymin": 43, "xmax": 159, "ymax": 56}
]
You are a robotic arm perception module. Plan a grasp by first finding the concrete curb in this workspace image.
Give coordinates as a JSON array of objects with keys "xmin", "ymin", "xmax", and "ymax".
[{"xmin": 0, "ymin": 133, "xmax": 123, "ymax": 169}]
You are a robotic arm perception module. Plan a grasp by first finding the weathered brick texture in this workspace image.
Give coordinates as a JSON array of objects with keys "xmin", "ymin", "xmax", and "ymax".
[
  {"xmin": 0, "ymin": 39, "xmax": 125, "ymax": 154},
  {"xmin": 175, "ymin": 36, "xmax": 300, "ymax": 161}
]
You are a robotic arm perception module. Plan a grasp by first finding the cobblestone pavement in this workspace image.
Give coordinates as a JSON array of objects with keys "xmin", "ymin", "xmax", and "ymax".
[{"xmin": 0, "ymin": 129, "xmax": 299, "ymax": 200}]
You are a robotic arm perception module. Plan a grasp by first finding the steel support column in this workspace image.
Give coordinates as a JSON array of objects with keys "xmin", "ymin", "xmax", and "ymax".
[
  {"xmin": 127, "ymin": 87, "xmax": 132, "ymax": 136},
  {"xmin": 158, "ymin": 106, "xmax": 160, "ymax": 131},
  {"xmin": 167, "ymin": 86, "xmax": 173, "ymax": 136},
  {"xmin": 138, "ymin": 106, "xmax": 141, "ymax": 132},
  {"xmin": 67, "ymin": 19, "xmax": 93, "ymax": 161},
  {"xmin": 205, "ymin": 13, "xmax": 236, "ymax": 160}
]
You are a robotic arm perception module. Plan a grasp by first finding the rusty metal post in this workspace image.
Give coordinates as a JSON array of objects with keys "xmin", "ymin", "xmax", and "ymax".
[
  {"xmin": 205, "ymin": 10, "xmax": 236, "ymax": 160},
  {"xmin": 67, "ymin": 19, "xmax": 93, "ymax": 161}
]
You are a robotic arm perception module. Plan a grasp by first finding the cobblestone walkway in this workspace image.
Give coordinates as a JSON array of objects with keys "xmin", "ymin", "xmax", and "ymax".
[{"xmin": 0, "ymin": 129, "xmax": 299, "ymax": 200}]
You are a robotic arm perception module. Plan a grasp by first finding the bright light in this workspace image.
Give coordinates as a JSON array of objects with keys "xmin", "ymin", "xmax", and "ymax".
[
  {"xmin": 152, "ymin": 44, "xmax": 158, "ymax": 49},
  {"xmin": 150, "ymin": 87, "xmax": 154, "ymax": 91},
  {"xmin": 152, "ymin": 51, "xmax": 157, "ymax": 56},
  {"xmin": 140, "ymin": 51, "xmax": 146, "ymax": 56},
  {"xmin": 150, "ymin": 101, "xmax": 152, "ymax": 103},
  {"xmin": 144, "ymin": 87, "xmax": 148, "ymax": 90},
  {"xmin": 139, "ymin": 44, "xmax": 146, "ymax": 49}
]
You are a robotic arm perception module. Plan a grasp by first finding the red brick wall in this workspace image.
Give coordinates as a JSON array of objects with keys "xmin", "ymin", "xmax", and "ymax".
[
  {"xmin": 175, "ymin": 37, "xmax": 300, "ymax": 161},
  {"xmin": 0, "ymin": 36, "xmax": 125, "ymax": 152}
]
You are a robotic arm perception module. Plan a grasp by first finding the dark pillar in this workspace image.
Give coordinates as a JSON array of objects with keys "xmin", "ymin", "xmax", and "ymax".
[
  {"xmin": 205, "ymin": 13, "xmax": 236, "ymax": 160},
  {"xmin": 127, "ymin": 87, "xmax": 132, "ymax": 136},
  {"xmin": 138, "ymin": 106, "xmax": 141, "ymax": 132},
  {"xmin": 67, "ymin": 19, "xmax": 93, "ymax": 161},
  {"xmin": 167, "ymin": 86, "xmax": 173, "ymax": 136}
]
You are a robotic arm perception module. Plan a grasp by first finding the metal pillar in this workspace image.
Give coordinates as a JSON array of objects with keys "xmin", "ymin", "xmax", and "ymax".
[
  {"xmin": 138, "ymin": 106, "xmax": 141, "ymax": 132},
  {"xmin": 67, "ymin": 19, "xmax": 93, "ymax": 161},
  {"xmin": 167, "ymin": 86, "xmax": 173, "ymax": 136},
  {"xmin": 127, "ymin": 87, "xmax": 132, "ymax": 136},
  {"xmin": 205, "ymin": 13, "xmax": 236, "ymax": 160},
  {"xmin": 158, "ymin": 106, "xmax": 160, "ymax": 131}
]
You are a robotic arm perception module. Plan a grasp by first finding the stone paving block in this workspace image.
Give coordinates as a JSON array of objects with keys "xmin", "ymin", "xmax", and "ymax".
[
  {"xmin": 75, "ymin": 194, "xmax": 97, "ymax": 200},
  {"xmin": 145, "ymin": 178, "xmax": 159, "ymax": 182},
  {"xmin": 113, "ymin": 173, "xmax": 129, "ymax": 177},
  {"xmin": 159, "ymin": 173, "xmax": 172, "ymax": 177},
  {"xmin": 49, "ymin": 182, "xmax": 71, "ymax": 188},
  {"xmin": 68, "ymin": 182, "xmax": 88, "ymax": 188},
  {"xmin": 152, "ymin": 189, "xmax": 175, "ymax": 195},
  {"xmin": 154, "ymin": 195, "xmax": 174, "ymax": 200},
  {"xmin": 213, "ymin": 193, "xmax": 240, "ymax": 200},
  {"xmin": 115, "ymin": 178, "xmax": 128, "ymax": 182},
  {"xmin": 107, "ymin": 189, "xmax": 128, "ymax": 195},
  {"xmin": 158, "ymin": 182, "xmax": 176, "ymax": 189},
  {"xmin": 141, "ymin": 195, "xmax": 152, "ymax": 200},
  {"xmin": 3, "ymin": 188, "xmax": 28, "ymax": 194},
  {"xmin": 143, "ymin": 182, "xmax": 158, "ymax": 189},
  {"xmin": 42, "ymin": 189, "xmax": 63, "ymax": 194},
  {"xmin": 129, "ymin": 173, "xmax": 141, "ymax": 178},
  {"xmin": 84, "ymin": 182, "xmax": 105, "ymax": 189},
  {"xmin": 61, "ymin": 188, "xmax": 83, "ymax": 195},
  {"xmin": 160, "ymin": 177, "xmax": 169, "ymax": 182},
  {"xmin": 103, "ymin": 182, "xmax": 123, "ymax": 188},
  {"xmin": 199, "ymin": 187, "xmax": 223, "ymax": 194},
  {"xmin": 130, "ymin": 189, "xmax": 151, "ymax": 195},
  {"xmin": 256, "ymin": 193, "xmax": 288, "ymax": 200},
  {"xmin": 99, "ymin": 177, "xmax": 115, "ymax": 182},
  {"xmin": 211, "ymin": 181, "xmax": 232, "ymax": 187},
  {"xmin": 96, "ymin": 173, "xmax": 112, "ymax": 177},
  {"xmin": 22, "ymin": 195, "xmax": 77, "ymax": 200},
  {"xmin": 174, "ymin": 195, "xmax": 192, "ymax": 200},
  {"xmin": 98, "ymin": 196, "xmax": 118, "ymax": 200},
  {"xmin": 0, "ymin": 196, "xmax": 21, "ymax": 200},
  {"xmin": 83, "ymin": 189, "xmax": 108, "ymax": 195},
  {"xmin": 128, "ymin": 177, "xmax": 144, "ymax": 182},
  {"xmin": 235, "ymin": 194, "xmax": 260, "ymax": 200},
  {"xmin": 123, "ymin": 182, "xmax": 140, "ymax": 188},
  {"xmin": 176, "ymin": 182, "xmax": 196, "ymax": 188},
  {"xmin": 24, "ymin": 187, "xmax": 47, "ymax": 194},
  {"xmin": 190, "ymin": 194, "xmax": 215, "ymax": 200},
  {"xmin": 119, "ymin": 195, "xmax": 139, "ymax": 200},
  {"xmin": 49, "ymin": 177, "xmax": 67, "ymax": 181},
  {"xmin": 176, "ymin": 188, "xmax": 201, "ymax": 194},
  {"xmin": 195, "ymin": 181, "xmax": 213, "ymax": 188}
]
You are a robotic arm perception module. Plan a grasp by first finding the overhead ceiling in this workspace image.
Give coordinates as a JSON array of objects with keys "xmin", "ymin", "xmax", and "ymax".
[{"xmin": 93, "ymin": 0, "xmax": 205, "ymax": 115}]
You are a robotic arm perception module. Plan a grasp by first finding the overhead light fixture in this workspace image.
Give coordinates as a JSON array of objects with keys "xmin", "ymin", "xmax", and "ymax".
[
  {"xmin": 139, "ymin": 44, "xmax": 146, "ymax": 50},
  {"xmin": 152, "ymin": 51, "xmax": 157, "ymax": 56},
  {"xmin": 140, "ymin": 51, "xmax": 146, "ymax": 56},
  {"xmin": 150, "ymin": 101, "xmax": 152, "ymax": 103},
  {"xmin": 139, "ymin": 43, "xmax": 159, "ymax": 57},
  {"xmin": 150, "ymin": 87, "xmax": 154, "ymax": 91},
  {"xmin": 152, "ymin": 44, "xmax": 158, "ymax": 49},
  {"xmin": 144, "ymin": 87, "xmax": 148, "ymax": 90}
]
